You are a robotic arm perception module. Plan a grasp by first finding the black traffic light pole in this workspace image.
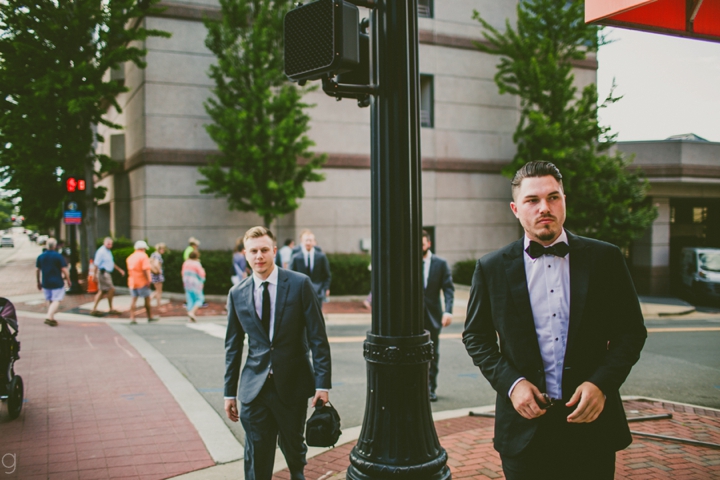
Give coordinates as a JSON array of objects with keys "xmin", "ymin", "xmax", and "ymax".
[
  {"xmin": 346, "ymin": 1, "xmax": 450, "ymax": 479},
  {"xmin": 284, "ymin": 0, "xmax": 450, "ymax": 477}
]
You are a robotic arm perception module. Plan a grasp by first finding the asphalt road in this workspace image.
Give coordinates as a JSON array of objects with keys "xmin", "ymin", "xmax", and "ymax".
[{"xmin": 131, "ymin": 309, "xmax": 720, "ymax": 445}]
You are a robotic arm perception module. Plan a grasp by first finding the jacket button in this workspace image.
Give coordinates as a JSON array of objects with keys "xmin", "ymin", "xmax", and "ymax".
[{"xmin": 270, "ymin": 347, "xmax": 274, "ymax": 351}]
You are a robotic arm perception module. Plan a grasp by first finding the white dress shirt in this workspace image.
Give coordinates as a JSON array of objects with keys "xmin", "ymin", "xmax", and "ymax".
[
  {"xmin": 423, "ymin": 251, "xmax": 432, "ymax": 289},
  {"xmin": 302, "ymin": 247, "xmax": 315, "ymax": 273},
  {"xmin": 253, "ymin": 265, "xmax": 278, "ymax": 342},
  {"xmin": 509, "ymin": 230, "xmax": 571, "ymax": 400}
]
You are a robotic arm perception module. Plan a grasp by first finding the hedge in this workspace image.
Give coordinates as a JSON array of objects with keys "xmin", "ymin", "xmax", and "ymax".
[
  {"xmin": 325, "ymin": 253, "xmax": 371, "ymax": 296},
  {"xmin": 108, "ymin": 249, "xmax": 372, "ymax": 296},
  {"xmin": 452, "ymin": 259, "xmax": 477, "ymax": 287}
]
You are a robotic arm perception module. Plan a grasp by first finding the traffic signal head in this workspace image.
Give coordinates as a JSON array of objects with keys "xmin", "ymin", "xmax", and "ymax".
[
  {"xmin": 65, "ymin": 177, "xmax": 86, "ymax": 193},
  {"xmin": 284, "ymin": 0, "xmax": 360, "ymax": 82}
]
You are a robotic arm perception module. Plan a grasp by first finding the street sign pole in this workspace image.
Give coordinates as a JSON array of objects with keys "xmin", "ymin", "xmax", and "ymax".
[{"xmin": 346, "ymin": 1, "xmax": 450, "ymax": 478}]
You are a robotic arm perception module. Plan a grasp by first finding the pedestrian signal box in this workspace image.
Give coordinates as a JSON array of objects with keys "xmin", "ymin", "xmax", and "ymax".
[
  {"xmin": 65, "ymin": 177, "xmax": 86, "ymax": 193},
  {"xmin": 284, "ymin": 0, "xmax": 360, "ymax": 82}
]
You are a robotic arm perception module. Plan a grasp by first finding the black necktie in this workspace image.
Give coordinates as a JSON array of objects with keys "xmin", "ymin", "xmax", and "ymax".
[
  {"xmin": 526, "ymin": 241, "xmax": 570, "ymax": 259},
  {"xmin": 261, "ymin": 281, "xmax": 270, "ymax": 335}
]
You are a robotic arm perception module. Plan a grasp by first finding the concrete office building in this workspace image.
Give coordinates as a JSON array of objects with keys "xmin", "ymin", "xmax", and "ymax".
[
  {"xmin": 96, "ymin": 1, "xmax": 599, "ymax": 266},
  {"xmin": 619, "ymin": 134, "xmax": 720, "ymax": 296}
]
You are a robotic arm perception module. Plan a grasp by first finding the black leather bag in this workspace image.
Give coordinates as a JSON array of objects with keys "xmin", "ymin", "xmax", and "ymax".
[{"xmin": 305, "ymin": 400, "xmax": 341, "ymax": 447}]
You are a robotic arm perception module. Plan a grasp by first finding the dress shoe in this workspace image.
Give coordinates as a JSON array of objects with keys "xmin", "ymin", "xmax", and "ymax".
[{"xmin": 429, "ymin": 391, "xmax": 438, "ymax": 402}]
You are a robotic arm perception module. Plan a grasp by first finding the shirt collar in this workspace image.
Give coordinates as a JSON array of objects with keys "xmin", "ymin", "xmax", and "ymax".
[
  {"xmin": 523, "ymin": 229, "xmax": 569, "ymax": 260},
  {"xmin": 253, "ymin": 264, "xmax": 279, "ymax": 289},
  {"xmin": 424, "ymin": 250, "xmax": 433, "ymax": 262}
]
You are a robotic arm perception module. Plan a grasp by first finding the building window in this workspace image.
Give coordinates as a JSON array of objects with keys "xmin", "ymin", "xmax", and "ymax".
[
  {"xmin": 420, "ymin": 74, "xmax": 433, "ymax": 128},
  {"xmin": 693, "ymin": 207, "xmax": 708, "ymax": 224},
  {"xmin": 418, "ymin": 0, "xmax": 433, "ymax": 18}
]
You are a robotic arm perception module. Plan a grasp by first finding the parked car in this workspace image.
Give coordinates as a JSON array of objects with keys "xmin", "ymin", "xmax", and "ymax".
[
  {"xmin": 0, "ymin": 235, "xmax": 14, "ymax": 248},
  {"xmin": 680, "ymin": 247, "xmax": 720, "ymax": 302},
  {"xmin": 36, "ymin": 235, "xmax": 48, "ymax": 246}
]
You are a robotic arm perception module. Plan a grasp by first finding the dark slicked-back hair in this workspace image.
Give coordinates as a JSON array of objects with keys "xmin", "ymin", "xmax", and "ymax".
[{"xmin": 511, "ymin": 161, "xmax": 563, "ymax": 200}]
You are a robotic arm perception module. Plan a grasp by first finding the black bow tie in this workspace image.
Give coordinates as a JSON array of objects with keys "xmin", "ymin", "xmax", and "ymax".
[{"xmin": 526, "ymin": 241, "xmax": 570, "ymax": 259}]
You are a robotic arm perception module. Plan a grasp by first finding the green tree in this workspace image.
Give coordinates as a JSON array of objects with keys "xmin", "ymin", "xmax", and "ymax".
[
  {"xmin": 200, "ymin": 0, "xmax": 325, "ymax": 228},
  {"xmin": 0, "ymin": 0, "xmax": 169, "ymax": 239},
  {"xmin": 473, "ymin": 0, "xmax": 656, "ymax": 248}
]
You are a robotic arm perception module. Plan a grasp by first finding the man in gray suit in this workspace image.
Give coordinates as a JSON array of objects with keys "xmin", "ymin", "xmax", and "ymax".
[
  {"xmin": 422, "ymin": 230, "xmax": 455, "ymax": 402},
  {"xmin": 290, "ymin": 230, "xmax": 332, "ymax": 303},
  {"xmin": 224, "ymin": 226, "xmax": 332, "ymax": 480}
]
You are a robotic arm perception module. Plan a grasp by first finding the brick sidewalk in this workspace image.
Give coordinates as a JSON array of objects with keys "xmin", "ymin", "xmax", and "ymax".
[
  {"xmin": 0, "ymin": 315, "xmax": 215, "ymax": 479},
  {"xmin": 273, "ymin": 400, "xmax": 720, "ymax": 480}
]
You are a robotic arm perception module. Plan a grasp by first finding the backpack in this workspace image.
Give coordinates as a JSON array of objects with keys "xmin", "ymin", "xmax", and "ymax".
[{"xmin": 305, "ymin": 400, "xmax": 341, "ymax": 447}]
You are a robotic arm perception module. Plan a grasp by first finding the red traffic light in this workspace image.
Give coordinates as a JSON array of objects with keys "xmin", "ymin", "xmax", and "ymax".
[
  {"xmin": 66, "ymin": 177, "xmax": 77, "ymax": 192},
  {"xmin": 78, "ymin": 179, "xmax": 86, "ymax": 191}
]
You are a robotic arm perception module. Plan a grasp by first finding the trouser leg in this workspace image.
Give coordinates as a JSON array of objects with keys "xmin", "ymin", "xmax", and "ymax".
[
  {"xmin": 240, "ymin": 384, "xmax": 279, "ymax": 480},
  {"xmin": 501, "ymin": 410, "xmax": 616, "ymax": 480},
  {"xmin": 427, "ymin": 326, "xmax": 440, "ymax": 393},
  {"xmin": 264, "ymin": 380, "xmax": 308, "ymax": 480}
]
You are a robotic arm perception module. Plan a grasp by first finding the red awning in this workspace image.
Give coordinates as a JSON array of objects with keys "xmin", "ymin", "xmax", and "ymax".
[{"xmin": 585, "ymin": 0, "xmax": 720, "ymax": 43}]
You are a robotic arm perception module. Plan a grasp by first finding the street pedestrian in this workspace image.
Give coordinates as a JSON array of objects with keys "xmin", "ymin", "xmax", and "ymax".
[
  {"xmin": 183, "ymin": 237, "xmax": 200, "ymax": 261},
  {"xmin": 277, "ymin": 238, "xmax": 294, "ymax": 269},
  {"xmin": 150, "ymin": 243, "xmax": 166, "ymax": 308},
  {"xmin": 182, "ymin": 250, "xmax": 205, "ymax": 322},
  {"xmin": 126, "ymin": 240, "xmax": 157, "ymax": 324},
  {"xmin": 290, "ymin": 230, "xmax": 332, "ymax": 304},
  {"xmin": 90, "ymin": 237, "xmax": 125, "ymax": 316},
  {"xmin": 231, "ymin": 238, "xmax": 247, "ymax": 286},
  {"xmin": 422, "ymin": 230, "xmax": 454, "ymax": 402},
  {"xmin": 224, "ymin": 226, "xmax": 332, "ymax": 480},
  {"xmin": 35, "ymin": 238, "xmax": 70, "ymax": 327},
  {"xmin": 462, "ymin": 161, "xmax": 647, "ymax": 480}
]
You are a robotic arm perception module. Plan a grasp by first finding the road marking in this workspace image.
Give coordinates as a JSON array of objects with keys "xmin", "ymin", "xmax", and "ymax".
[
  {"xmin": 186, "ymin": 322, "xmax": 227, "ymax": 339},
  {"xmin": 647, "ymin": 327, "xmax": 720, "ymax": 333},
  {"xmin": 114, "ymin": 336, "xmax": 137, "ymax": 357},
  {"xmin": 84, "ymin": 334, "xmax": 96, "ymax": 349}
]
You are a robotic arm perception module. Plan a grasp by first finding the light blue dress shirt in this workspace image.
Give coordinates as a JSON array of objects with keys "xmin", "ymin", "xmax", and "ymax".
[{"xmin": 93, "ymin": 246, "xmax": 115, "ymax": 272}]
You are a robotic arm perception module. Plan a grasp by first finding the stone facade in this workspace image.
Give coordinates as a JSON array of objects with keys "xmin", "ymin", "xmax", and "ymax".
[
  {"xmin": 618, "ymin": 136, "xmax": 720, "ymax": 295},
  {"xmin": 96, "ymin": 0, "xmax": 598, "ymax": 268}
]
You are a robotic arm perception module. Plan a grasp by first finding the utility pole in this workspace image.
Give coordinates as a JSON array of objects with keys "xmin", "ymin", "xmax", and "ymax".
[{"xmin": 284, "ymin": 1, "xmax": 450, "ymax": 478}]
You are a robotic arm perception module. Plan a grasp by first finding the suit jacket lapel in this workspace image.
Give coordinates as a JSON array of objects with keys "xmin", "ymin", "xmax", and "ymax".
[
  {"xmin": 273, "ymin": 268, "xmax": 290, "ymax": 340},
  {"xmin": 567, "ymin": 232, "xmax": 590, "ymax": 349},
  {"xmin": 504, "ymin": 239, "xmax": 542, "ymax": 362}
]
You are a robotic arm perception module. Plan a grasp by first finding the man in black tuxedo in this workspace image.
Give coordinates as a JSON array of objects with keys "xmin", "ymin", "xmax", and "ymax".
[
  {"xmin": 422, "ymin": 230, "xmax": 454, "ymax": 402},
  {"xmin": 290, "ymin": 230, "xmax": 332, "ymax": 303},
  {"xmin": 463, "ymin": 161, "xmax": 646, "ymax": 480},
  {"xmin": 224, "ymin": 226, "xmax": 332, "ymax": 480}
]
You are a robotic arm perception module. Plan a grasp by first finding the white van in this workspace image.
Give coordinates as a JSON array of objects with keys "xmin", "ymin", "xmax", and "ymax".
[{"xmin": 680, "ymin": 247, "xmax": 720, "ymax": 301}]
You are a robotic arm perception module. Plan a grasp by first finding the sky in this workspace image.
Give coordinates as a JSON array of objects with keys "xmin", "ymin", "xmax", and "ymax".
[{"xmin": 596, "ymin": 27, "xmax": 720, "ymax": 143}]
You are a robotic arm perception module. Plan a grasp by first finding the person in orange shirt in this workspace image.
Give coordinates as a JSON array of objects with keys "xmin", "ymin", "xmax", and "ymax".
[{"xmin": 126, "ymin": 241, "xmax": 158, "ymax": 324}]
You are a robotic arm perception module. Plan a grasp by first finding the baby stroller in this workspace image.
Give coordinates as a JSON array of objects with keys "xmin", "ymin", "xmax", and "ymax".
[{"xmin": 0, "ymin": 298, "xmax": 23, "ymax": 419}]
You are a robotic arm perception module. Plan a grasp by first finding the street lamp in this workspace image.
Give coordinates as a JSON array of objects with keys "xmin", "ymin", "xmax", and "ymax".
[{"xmin": 284, "ymin": 1, "xmax": 450, "ymax": 478}]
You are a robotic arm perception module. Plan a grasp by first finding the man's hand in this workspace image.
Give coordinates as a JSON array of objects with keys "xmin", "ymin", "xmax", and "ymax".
[
  {"xmin": 441, "ymin": 313, "xmax": 452, "ymax": 328},
  {"xmin": 224, "ymin": 398, "xmax": 239, "ymax": 422},
  {"xmin": 311, "ymin": 390, "xmax": 329, "ymax": 408},
  {"xmin": 37, "ymin": 281, "xmax": 42, "ymax": 291},
  {"xmin": 566, "ymin": 382, "xmax": 605, "ymax": 423},
  {"xmin": 510, "ymin": 379, "xmax": 547, "ymax": 420},
  {"xmin": 326, "ymin": 290, "xmax": 330, "ymax": 298},
  {"xmin": 117, "ymin": 267, "xmax": 126, "ymax": 277}
]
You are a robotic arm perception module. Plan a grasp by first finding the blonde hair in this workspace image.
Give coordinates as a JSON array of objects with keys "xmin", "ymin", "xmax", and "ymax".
[
  {"xmin": 243, "ymin": 226, "xmax": 275, "ymax": 244},
  {"xmin": 155, "ymin": 242, "xmax": 166, "ymax": 251}
]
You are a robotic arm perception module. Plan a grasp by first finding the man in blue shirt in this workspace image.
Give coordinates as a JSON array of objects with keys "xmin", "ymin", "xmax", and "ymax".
[
  {"xmin": 90, "ymin": 237, "xmax": 126, "ymax": 316},
  {"xmin": 36, "ymin": 238, "xmax": 70, "ymax": 327}
]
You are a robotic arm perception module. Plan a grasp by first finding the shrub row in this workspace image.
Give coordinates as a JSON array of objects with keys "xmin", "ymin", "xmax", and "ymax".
[
  {"xmin": 452, "ymin": 259, "xmax": 477, "ymax": 287},
  {"xmin": 108, "ymin": 249, "xmax": 372, "ymax": 296}
]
